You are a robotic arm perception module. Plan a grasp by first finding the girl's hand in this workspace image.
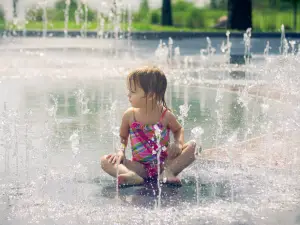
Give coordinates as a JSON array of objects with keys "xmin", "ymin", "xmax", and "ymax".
[
  {"xmin": 107, "ymin": 150, "xmax": 125, "ymax": 165},
  {"xmin": 168, "ymin": 142, "xmax": 182, "ymax": 159}
]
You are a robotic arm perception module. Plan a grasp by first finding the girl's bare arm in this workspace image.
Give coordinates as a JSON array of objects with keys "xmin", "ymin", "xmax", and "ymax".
[
  {"xmin": 119, "ymin": 108, "xmax": 132, "ymax": 151},
  {"xmin": 167, "ymin": 111, "xmax": 184, "ymax": 146}
]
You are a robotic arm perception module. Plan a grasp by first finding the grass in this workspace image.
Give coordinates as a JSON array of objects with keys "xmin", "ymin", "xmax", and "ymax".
[
  {"xmin": 0, "ymin": 20, "xmax": 4, "ymax": 30},
  {"xmin": 253, "ymin": 10, "xmax": 300, "ymax": 31},
  {"xmin": 1, "ymin": 9, "xmax": 299, "ymax": 32},
  {"xmin": 4, "ymin": 20, "xmax": 223, "ymax": 32}
]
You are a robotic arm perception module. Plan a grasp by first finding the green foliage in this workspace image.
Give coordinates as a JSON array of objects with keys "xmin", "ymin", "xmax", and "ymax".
[
  {"xmin": 186, "ymin": 8, "xmax": 205, "ymax": 28},
  {"xmin": 171, "ymin": 1, "xmax": 225, "ymax": 29},
  {"xmin": 211, "ymin": 0, "xmax": 218, "ymax": 9},
  {"xmin": 2, "ymin": 0, "xmax": 300, "ymax": 32},
  {"xmin": 150, "ymin": 10, "xmax": 161, "ymax": 24},
  {"xmin": 133, "ymin": 0, "xmax": 150, "ymax": 23},
  {"xmin": 54, "ymin": 0, "xmax": 77, "ymax": 21},
  {"xmin": 0, "ymin": 5, "xmax": 4, "ymax": 21},
  {"xmin": 26, "ymin": 0, "xmax": 96, "ymax": 22},
  {"xmin": 0, "ymin": 6, "xmax": 5, "ymax": 30},
  {"xmin": 253, "ymin": 0, "xmax": 300, "ymax": 9},
  {"xmin": 26, "ymin": 7, "xmax": 57, "ymax": 22},
  {"xmin": 54, "ymin": 0, "xmax": 96, "ymax": 21},
  {"xmin": 280, "ymin": 0, "xmax": 300, "ymax": 10},
  {"xmin": 172, "ymin": 0, "xmax": 194, "ymax": 11},
  {"xmin": 208, "ymin": 0, "xmax": 227, "ymax": 9},
  {"xmin": 139, "ymin": 0, "xmax": 150, "ymax": 14},
  {"xmin": 253, "ymin": 9, "xmax": 300, "ymax": 31}
]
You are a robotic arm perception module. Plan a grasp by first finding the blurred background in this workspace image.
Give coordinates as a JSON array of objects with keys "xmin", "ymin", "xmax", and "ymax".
[{"xmin": 0, "ymin": 0, "xmax": 299, "ymax": 33}]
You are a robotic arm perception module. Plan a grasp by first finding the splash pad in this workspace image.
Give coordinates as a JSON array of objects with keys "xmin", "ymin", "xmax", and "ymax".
[{"xmin": 0, "ymin": 8, "xmax": 300, "ymax": 222}]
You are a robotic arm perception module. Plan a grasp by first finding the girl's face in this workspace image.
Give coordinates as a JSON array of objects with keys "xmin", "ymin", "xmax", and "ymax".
[{"xmin": 127, "ymin": 80, "xmax": 146, "ymax": 108}]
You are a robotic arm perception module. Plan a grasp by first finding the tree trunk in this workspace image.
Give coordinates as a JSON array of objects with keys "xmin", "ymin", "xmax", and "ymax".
[
  {"xmin": 13, "ymin": 0, "xmax": 18, "ymax": 18},
  {"xmin": 211, "ymin": 0, "xmax": 218, "ymax": 9},
  {"xmin": 161, "ymin": 0, "xmax": 172, "ymax": 26},
  {"xmin": 292, "ymin": 0, "xmax": 298, "ymax": 30},
  {"xmin": 227, "ymin": 0, "xmax": 252, "ymax": 31},
  {"xmin": 269, "ymin": 0, "xmax": 277, "ymax": 8}
]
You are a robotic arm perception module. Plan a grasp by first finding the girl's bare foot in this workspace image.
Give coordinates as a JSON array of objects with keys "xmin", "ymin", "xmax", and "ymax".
[
  {"xmin": 160, "ymin": 169, "xmax": 182, "ymax": 186},
  {"xmin": 118, "ymin": 172, "xmax": 144, "ymax": 186}
]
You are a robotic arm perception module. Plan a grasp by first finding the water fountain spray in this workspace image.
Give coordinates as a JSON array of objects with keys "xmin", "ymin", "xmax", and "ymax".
[
  {"xmin": 127, "ymin": 4, "xmax": 132, "ymax": 53},
  {"xmin": 289, "ymin": 41, "xmax": 296, "ymax": 55},
  {"xmin": 97, "ymin": 6, "xmax": 105, "ymax": 39},
  {"xmin": 64, "ymin": 0, "xmax": 70, "ymax": 38},
  {"xmin": 214, "ymin": 86, "xmax": 224, "ymax": 158},
  {"xmin": 112, "ymin": 0, "xmax": 121, "ymax": 56},
  {"xmin": 168, "ymin": 37, "xmax": 173, "ymax": 66},
  {"xmin": 206, "ymin": 37, "xmax": 216, "ymax": 57},
  {"xmin": 46, "ymin": 94, "xmax": 58, "ymax": 124},
  {"xmin": 40, "ymin": 0, "xmax": 48, "ymax": 38},
  {"xmin": 243, "ymin": 28, "xmax": 252, "ymax": 65},
  {"xmin": 178, "ymin": 104, "xmax": 190, "ymax": 128},
  {"xmin": 108, "ymin": 101, "xmax": 120, "ymax": 195},
  {"xmin": 264, "ymin": 41, "xmax": 271, "ymax": 58},
  {"xmin": 2, "ymin": 103, "xmax": 11, "ymax": 175},
  {"xmin": 24, "ymin": 109, "xmax": 33, "ymax": 184},
  {"xmin": 75, "ymin": 89, "xmax": 90, "ymax": 115},
  {"xmin": 223, "ymin": 132, "xmax": 238, "ymax": 206},
  {"xmin": 191, "ymin": 126, "xmax": 204, "ymax": 205},
  {"xmin": 12, "ymin": 111, "xmax": 20, "ymax": 196},
  {"xmin": 174, "ymin": 46, "xmax": 181, "ymax": 69},
  {"xmin": 225, "ymin": 31, "xmax": 232, "ymax": 62},
  {"xmin": 279, "ymin": 25, "xmax": 287, "ymax": 55},
  {"xmin": 83, "ymin": 0, "xmax": 88, "ymax": 37},
  {"xmin": 152, "ymin": 124, "xmax": 165, "ymax": 210},
  {"xmin": 70, "ymin": 130, "xmax": 80, "ymax": 157}
]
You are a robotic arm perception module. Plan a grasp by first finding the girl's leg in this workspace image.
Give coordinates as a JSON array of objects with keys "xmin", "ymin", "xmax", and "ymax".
[
  {"xmin": 163, "ymin": 140, "xmax": 197, "ymax": 180},
  {"xmin": 100, "ymin": 155, "xmax": 147, "ymax": 185}
]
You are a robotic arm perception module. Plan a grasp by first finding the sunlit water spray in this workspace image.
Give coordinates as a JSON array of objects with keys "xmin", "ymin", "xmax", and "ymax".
[
  {"xmin": 221, "ymin": 31, "xmax": 232, "ymax": 63},
  {"xmin": 64, "ymin": 0, "xmax": 70, "ymax": 38},
  {"xmin": 108, "ymin": 101, "xmax": 121, "ymax": 196},
  {"xmin": 0, "ymin": 17, "xmax": 299, "ymax": 223},
  {"xmin": 178, "ymin": 104, "xmax": 190, "ymax": 128},
  {"xmin": 152, "ymin": 124, "xmax": 166, "ymax": 210},
  {"xmin": 191, "ymin": 126, "xmax": 204, "ymax": 206},
  {"xmin": 75, "ymin": 89, "xmax": 90, "ymax": 115}
]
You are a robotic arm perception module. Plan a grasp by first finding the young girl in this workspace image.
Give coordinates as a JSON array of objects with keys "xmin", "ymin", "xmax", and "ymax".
[{"xmin": 100, "ymin": 66, "xmax": 197, "ymax": 186}]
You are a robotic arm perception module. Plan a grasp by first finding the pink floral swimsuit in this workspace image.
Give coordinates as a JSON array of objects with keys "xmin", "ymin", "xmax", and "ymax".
[{"xmin": 129, "ymin": 109, "xmax": 170, "ymax": 178}]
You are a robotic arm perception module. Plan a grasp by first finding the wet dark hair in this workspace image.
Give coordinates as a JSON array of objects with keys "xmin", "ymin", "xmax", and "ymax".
[{"xmin": 127, "ymin": 66, "xmax": 168, "ymax": 111}]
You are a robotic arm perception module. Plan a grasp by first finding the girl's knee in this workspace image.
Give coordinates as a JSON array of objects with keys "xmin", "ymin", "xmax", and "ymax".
[
  {"xmin": 186, "ymin": 140, "xmax": 200, "ymax": 156},
  {"xmin": 100, "ymin": 155, "xmax": 109, "ymax": 168},
  {"xmin": 188, "ymin": 140, "xmax": 197, "ymax": 151}
]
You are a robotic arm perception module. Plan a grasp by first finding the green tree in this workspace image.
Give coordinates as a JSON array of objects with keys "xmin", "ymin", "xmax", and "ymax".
[
  {"xmin": 269, "ymin": 0, "xmax": 279, "ymax": 7},
  {"xmin": 283, "ymin": 0, "xmax": 299, "ymax": 30},
  {"xmin": 162, "ymin": 0, "xmax": 173, "ymax": 26},
  {"xmin": 140, "ymin": 0, "xmax": 149, "ymax": 15},
  {"xmin": 54, "ymin": 0, "xmax": 95, "ymax": 21},
  {"xmin": 210, "ymin": 0, "xmax": 227, "ymax": 9},
  {"xmin": 0, "ymin": 6, "xmax": 4, "ymax": 21},
  {"xmin": 13, "ymin": 0, "xmax": 18, "ymax": 17},
  {"xmin": 136, "ymin": 0, "xmax": 150, "ymax": 22},
  {"xmin": 211, "ymin": 0, "xmax": 218, "ymax": 8},
  {"xmin": 227, "ymin": 0, "xmax": 252, "ymax": 30}
]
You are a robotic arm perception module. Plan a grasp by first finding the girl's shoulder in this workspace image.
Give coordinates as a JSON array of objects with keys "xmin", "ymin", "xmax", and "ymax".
[
  {"xmin": 123, "ymin": 107, "xmax": 135, "ymax": 124},
  {"xmin": 160, "ymin": 107, "xmax": 175, "ymax": 125},
  {"xmin": 162, "ymin": 107, "xmax": 174, "ymax": 118},
  {"xmin": 162, "ymin": 108, "xmax": 179, "ymax": 125},
  {"xmin": 123, "ymin": 107, "xmax": 134, "ymax": 115}
]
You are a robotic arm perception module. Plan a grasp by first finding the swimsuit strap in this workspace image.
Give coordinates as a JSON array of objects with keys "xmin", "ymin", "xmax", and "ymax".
[
  {"xmin": 132, "ymin": 109, "xmax": 136, "ymax": 122},
  {"xmin": 132, "ymin": 107, "xmax": 168, "ymax": 124},
  {"xmin": 159, "ymin": 108, "xmax": 168, "ymax": 123}
]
